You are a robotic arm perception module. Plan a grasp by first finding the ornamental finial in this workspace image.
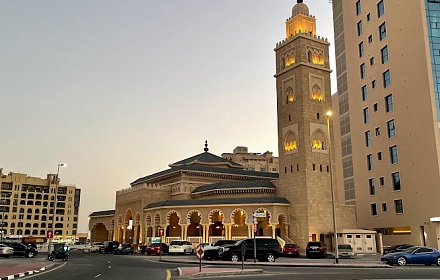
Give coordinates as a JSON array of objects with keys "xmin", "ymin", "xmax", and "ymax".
[{"xmin": 204, "ymin": 140, "xmax": 209, "ymax": 152}]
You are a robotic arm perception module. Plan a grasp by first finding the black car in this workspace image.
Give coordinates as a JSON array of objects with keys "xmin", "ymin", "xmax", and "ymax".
[
  {"xmin": 204, "ymin": 240, "xmax": 236, "ymax": 260},
  {"xmin": 0, "ymin": 242, "xmax": 38, "ymax": 258},
  {"xmin": 99, "ymin": 241, "xmax": 119, "ymax": 254},
  {"xmin": 383, "ymin": 244, "xmax": 413, "ymax": 255},
  {"xmin": 221, "ymin": 238, "xmax": 282, "ymax": 262},
  {"xmin": 306, "ymin": 241, "xmax": 327, "ymax": 258},
  {"xmin": 114, "ymin": 243, "xmax": 134, "ymax": 255}
]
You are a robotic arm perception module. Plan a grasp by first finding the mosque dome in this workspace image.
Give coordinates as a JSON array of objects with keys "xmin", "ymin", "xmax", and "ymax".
[{"xmin": 292, "ymin": 0, "xmax": 310, "ymax": 17}]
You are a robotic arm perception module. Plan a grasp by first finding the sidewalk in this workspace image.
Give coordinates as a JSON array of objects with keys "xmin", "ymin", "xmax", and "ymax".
[
  {"xmin": 177, "ymin": 267, "xmax": 263, "ymax": 279},
  {"xmin": 0, "ymin": 252, "xmax": 60, "ymax": 280}
]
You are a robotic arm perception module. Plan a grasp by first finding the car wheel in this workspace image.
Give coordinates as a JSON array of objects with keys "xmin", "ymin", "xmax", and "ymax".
[
  {"xmin": 62, "ymin": 255, "xmax": 69, "ymax": 261},
  {"xmin": 296, "ymin": 252, "xmax": 300, "ymax": 258},
  {"xmin": 26, "ymin": 251, "xmax": 34, "ymax": 258},
  {"xmin": 397, "ymin": 256, "xmax": 407, "ymax": 266},
  {"xmin": 266, "ymin": 253, "xmax": 276, "ymax": 263},
  {"xmin": 48, "ymin": 254, "xmax": 55, "ymax": 261},
  {"xmin": 5, "ymin": 255, "xmax": 10, "ymax": 258},
  {"xmin": 230, "ymin": 253, "xmax": 239, "ymax": 262},
  {"xmin": 436, "ymin": 257, "xmax": 440, "ymax": 266}
]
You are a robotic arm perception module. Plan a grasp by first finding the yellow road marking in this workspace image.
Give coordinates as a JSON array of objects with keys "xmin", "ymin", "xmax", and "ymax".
[
  {"xmin": 21, "ymin": 262, "xmax": 67, "ymax": 279},
  {"xmin": 166, "ymin": 269, "xmax": 171, "ymax": 280}
]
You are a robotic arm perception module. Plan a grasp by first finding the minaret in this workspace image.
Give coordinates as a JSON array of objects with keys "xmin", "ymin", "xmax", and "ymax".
[{"xmin": 274, "ymin": 1, "xmax": 341, "ymax": 249}]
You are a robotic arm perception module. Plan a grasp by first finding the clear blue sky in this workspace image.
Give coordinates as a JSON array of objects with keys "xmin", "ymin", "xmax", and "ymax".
[{"xmin": 0, "ymin": 0, "xmax": 337, "ymax": 233}]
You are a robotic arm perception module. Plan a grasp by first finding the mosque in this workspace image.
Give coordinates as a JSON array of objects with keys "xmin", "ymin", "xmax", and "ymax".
[{"xmin": 88, "ymin": 1, "xmax": 361, "ymax": 252}]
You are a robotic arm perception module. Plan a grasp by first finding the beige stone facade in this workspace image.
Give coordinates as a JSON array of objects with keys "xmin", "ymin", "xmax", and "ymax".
[
  {"xmin": 0, "ymin": 168, "xmax": 81, "ymax": 243},
  {"xmin": 88, "ymin": 1, "xmax": 357, "ymax": 253},
  {"xmin": 222, "ymin": 146, "xmax": 279, "ymax": 173},
  {"xmin": 332, "ymin": 0, "xmax": 440, "ymax": 249}
]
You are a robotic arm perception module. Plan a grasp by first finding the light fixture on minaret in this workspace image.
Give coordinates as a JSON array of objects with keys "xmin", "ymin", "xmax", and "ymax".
[{"xmin": 204, "ymin": 140, "xmax": 209, "ymax": 152}]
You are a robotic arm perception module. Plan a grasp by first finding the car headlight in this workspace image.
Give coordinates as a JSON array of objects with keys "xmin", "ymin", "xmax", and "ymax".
[{"xmin": 223, "ymin": 248, "xmax": 230, "ymax": 252}]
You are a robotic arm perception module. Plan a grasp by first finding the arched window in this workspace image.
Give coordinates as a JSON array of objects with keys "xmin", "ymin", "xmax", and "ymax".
[
  {"xmin": 308, "ymin": 51, "xmax": 312, "ymax": 63},
  {"xmin": 21, "ymin": 193, "xmax": 26, "ymax": 199},
  {"xmin": 36, "ymin": 194, "xmax": 42, "ymax": 200},
  {"xmin": 43, "ymin": 195, "xmax": 48, "ymax": 200},
  {"xmin": 284, "ymin": 131, "xmax": 298, "ymax": 152},
  {"xmin": 40, "ymin": 230, "xmax": 45, "ymax": 235},
  {"xmin": 35, "ymin": 201, "xmax": 41, "ymax": 206},
  {"xmin": 25, "ymin": 223, "xmax": 31, "ymax": 228},
  {"xmin": 17, "ymin": 229, "xmax": 23, "ymax": 235},
  {"xmin": 11, "ymin": 223, "xmax": 15, "ymax": 228},
  {"xmin": 55, "ymin": 223, "xmax": 63, "ymax": 228},
  {"xmin": 312, "ymin": 130, "xmax": 327, "ymax": 150},
  {"xmin": 42, "ymin": 216, "xmax": 47, "ymax": 221},
  {"xmin": 24, "ymin": 229, "xmax": 30, "ymax": 235},
  {"xmin": 35, "ymin": 209, "xmax": 40, "ymax": 214},
  {"xmin": 313, "ymin": 52, "xmax": 318, "ymax": 64},
  {"xmin": 28, "ymin": 194, "xmax": 34, "ymax": 199},
  {"xmin": 42, "ymin": 209, "xmax": 47, "ymax": 214},
  {"xmin": 18, "ymin": 222, "xmax": 23, "ymax": 227},
  {"xmin": 281, "ymin": 57, "xmax": 286, "ymax": 69},
  {"xmin": 319, "ymin": 54, "xmax": 324, "ymax": 65},
  {"xmin": 27, "ymin": 201, "xmax": 33, "ymax": 205},
  {"xmin": 33, "ymin": 223, "xmax": 38, "ymax": 228},
  {"xmin": 286, "ymin": 87, "xmax": 294, "ymax": 104},
  {"xmin": 20, "ymin": 200, "xmax": 25, "ymax": 205},
  {"xmin": 27, "ymin": 208, "xmax": 32, "ymax": 214},
  {"xmin": 41, "ymin": 222, "xmax": 46, "ymax": 228},
  {"xmin": 32, "ymin": 229, "xmax": 38, "ymax": 235},
  {"xmin": 312, "ymin": 85, "xmax": 323, "ymax": 101},
  {"xmin": 19, "ymin": 208, "xmax": 24, "ymax": 213}
]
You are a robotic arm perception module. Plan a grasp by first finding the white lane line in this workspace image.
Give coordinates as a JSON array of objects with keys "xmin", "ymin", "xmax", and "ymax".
[
  {"xmin": 95, "ymin": 273, "xmax": 102, "ymax": 278},
  {"xmin": 108, "ymin": 266, "xmax": 112, "ymax": 269}
]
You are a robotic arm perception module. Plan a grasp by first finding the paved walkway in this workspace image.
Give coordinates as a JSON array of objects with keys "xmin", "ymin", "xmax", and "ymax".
[{"xmin": 0, "ymin": 262, "xmax": 55, "ymax": 278}]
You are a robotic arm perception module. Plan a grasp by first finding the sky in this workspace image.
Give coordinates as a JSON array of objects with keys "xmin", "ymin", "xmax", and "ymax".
[{"xmin": 0, "ymin": 0, "xmax": 337, "ymax": 233}]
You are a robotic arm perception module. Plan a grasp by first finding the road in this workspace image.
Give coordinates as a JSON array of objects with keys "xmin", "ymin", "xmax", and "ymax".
[{"xmin": 19, "ymin": 252, "xmax": 440, "ymax": 280}]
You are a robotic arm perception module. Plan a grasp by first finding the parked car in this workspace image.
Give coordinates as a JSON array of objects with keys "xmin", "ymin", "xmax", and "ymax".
[
  {"xmin": 383, "ymin": 244, "xmax": 413, "ymax": 255},
  {"xmin": 83, "ymin": 242, "xmax": 104, "ymax": 253},
  {"xmin": 221, "ymin": 238, "xmax": 282, "ymax": 262},
  {"xmin": 146, "ymin": 243, "xmax": 169, "ymax": 255},
  {"xmin": 114, "ymin": 243, "xmax": 134, "ymax": 255},
  {"xmin": 382, "ymin": 246, "xmax": 440, "ymax": 266},
  {"xmin": 0, "ymin": 242, "xmax": 38, "ymax": 258},
  {"xmin": 70, "ymin": 242, "xmax": 86, "ymax": 250},
  {"xmin": 204, "ymin": 240, "xmax": 236, "ymax": 260},
  {"xmin": 306, "ymin": 241, "xmax": 327, "ymax": 258},
  {"xmin": 0, "ymin": 244, "xmax": 14, "ymax": 258},
  {"xmin": 283, "ymin": 243, "xmax": 300, "ymax": 257},
  {"xmin": 169, "ymin": 240, "xmax": 193, "ymax": 255},
  {"xmin": 338, "ymin": 244, "xmax": 355, "ymax": 259},
  {"xmin": 99, "ymin": 241, "xmax": 119, "ymax": 254}
]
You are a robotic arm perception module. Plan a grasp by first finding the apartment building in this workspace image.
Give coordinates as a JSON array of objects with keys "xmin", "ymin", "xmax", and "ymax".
[
  {"xmin": 222, "ymin": 146, "xmax": 279, "ymax": 173},
  {"xmin": 0, "ymin": 168, "xmax": 81, "ymax": 243},
  {"xmin": 332, "ymin": 0, "xmax": 440, "ymax": 248}
]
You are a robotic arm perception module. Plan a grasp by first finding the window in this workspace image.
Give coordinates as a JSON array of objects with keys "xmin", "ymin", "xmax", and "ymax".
[
  {"xmin": 357, "ymin": 21, "xmax": 363, "ymax": 36},
  {"xmin": 356, "ymin": 1, "xmax": 361, "ymax": 15},
  {"xmin": 368, "ymin": 35, "xmax": 373, "ymax": 44},
  {"xmin": 372, "ymin": 80, "xmax": 377, "ymax": 88},
  {"xmin": 369, "ymin": 178, "xmax": 375, "ymax": 195},
  {"xmin": 313, "ymin": 164, "xmax": 316, "ymax": 171},
  {"xmin": 378, "ymin": 0, "xmax": 385, "ymax": 18},
  {"xmin": 375, "ymin": 127, "xmax": 381, "ymax": 136},
  {"xmin": 365, "ymin": 131, "xmax": 371, "ymax": 147},
  {"xmin": 378, "ymin": 151, "xmax": 383, "ymax": 161},
  {"xmin": 362, "ymin": 85, "xmax": 368, "ymax": 101},
  {"xmin": 382, "ymin": 203, "xmax": 387, "ymax": 213},
  {"xmin": 383, "ymin": 70, "xmax": 391, "ymax": 88},
  {"xmin": 363, "ymin": 107, "xmax": 370, "ymax": 124},
  {"xmin": 385, "ymin": 94, "xmax": 393, "ymax": 112},
  {"xmin": 367, "ymin": 154, "xmax": 373, "ymax": 171},
  {"xmin": 380, "ymin": 176, "xmax": 385, "ymax": 186},
  {"xmin": 367, "ymin": 13, "xmax": 371, "ymax": 21},
  {"xmin": 394, "ymin": 199, "xmax": 404, "ymax": 214},
  {"xmin": 373, "ymin": 103, "xmax": 378, "ymax": 112},
  {"xmin": 381, "ymin": 46, "xmax": 389, "ymax": 64},
  {"xmin": 390, "ymin": 145, "xmax": 399, "ymax": 164},
  {"xmin": 360, "ymin": 63, "xmax": 366, "ymax": 79},
  {"xmin": 370, "ymin": 57, "xmax": 375, "ymax": 66},
  {"xmin": 379, "ymin": 22, "xmax": 387, "ymax": 40},
  {"xmin": 392, "ymin": 172, "xmax": 401, "ymax": 191},
  {"xmin": 387, "ymin": 119, "xmax": 396, "ymax": 138},
  {"xmin": 359, "ymin": 42, "xmax": 364, "ymax": 57},
  {"xmin": 371, "ymin": 203, "xmax": 378, "ymax": 216}
]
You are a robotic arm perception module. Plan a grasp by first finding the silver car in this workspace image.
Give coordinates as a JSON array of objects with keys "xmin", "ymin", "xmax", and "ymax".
[
  {"xmin": 338, "ymin": 244, "xmax": 355, "ymax": 259},
  {"xmin": 0, "ymin": 244, "xmax": 14, "ymax": 258}
]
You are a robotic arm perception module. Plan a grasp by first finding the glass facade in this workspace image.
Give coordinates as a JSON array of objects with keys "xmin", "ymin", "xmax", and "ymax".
[{"xmin": 425, "ymin": 0, "xmax": 440, "ymax": 124}]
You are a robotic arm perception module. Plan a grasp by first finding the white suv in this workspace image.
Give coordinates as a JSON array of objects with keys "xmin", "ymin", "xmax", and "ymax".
[{"xmin": 169, "ymin": 240, "xmax": 193, "ymax": 255}]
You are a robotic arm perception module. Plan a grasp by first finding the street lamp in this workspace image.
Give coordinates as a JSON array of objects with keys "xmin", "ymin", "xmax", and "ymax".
[
  {"xmin": 47, "ymin": 163, "xmax": 67, "ymax": 255},
  {"xmin": 326, "ymin": 111, "xmax": 339, "ymax": 264}
]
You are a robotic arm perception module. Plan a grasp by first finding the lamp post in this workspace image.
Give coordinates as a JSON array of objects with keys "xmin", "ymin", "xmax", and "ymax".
[
  {"xmin": 326, "ymin": 111, "xmax": 339, "ymax": 264},
  {"xmin": 47, "ymin": 163, "xmax": 66, "ymax": 255}
]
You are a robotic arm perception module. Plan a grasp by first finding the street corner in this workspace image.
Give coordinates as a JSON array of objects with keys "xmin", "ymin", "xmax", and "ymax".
[{"xmin": 0, "ymin": 261, "xmax": 64, "ymax": 280}]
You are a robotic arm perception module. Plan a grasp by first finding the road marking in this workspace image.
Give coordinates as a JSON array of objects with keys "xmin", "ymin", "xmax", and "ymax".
[
  {"xmin": 108, "ymin": 266, "xmax": 112, "ymax": 268},
  {"xmin": 166, "ymin": 269, "xmax": 171, "ymax": 280},
  {"xmin": 95, "ymin": 273, "xmax": 102, "ymax": 278},
  {"xmin": 21, "ymin": 262, "xmax": 67, "ymax": 279}
]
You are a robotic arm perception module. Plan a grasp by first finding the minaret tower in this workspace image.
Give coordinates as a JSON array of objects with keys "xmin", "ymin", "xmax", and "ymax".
[{"xmin": 274, "ymin": 1, "xmax": 345, "ymax": 249}]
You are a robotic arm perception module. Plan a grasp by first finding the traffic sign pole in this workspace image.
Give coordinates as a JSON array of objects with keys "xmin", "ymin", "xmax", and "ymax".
[{"xmin": 253, "ymin": 213, "xmax": 257, "ymax": 263}]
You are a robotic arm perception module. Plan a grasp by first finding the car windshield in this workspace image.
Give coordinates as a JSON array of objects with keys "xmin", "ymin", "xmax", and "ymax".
[
  {"xmin": 170, "ymin": 241, "xmax": 183, "ymax": 246},
  {"xmin": 308, "ymin": 242, "xmax": 321, "ymax": 246},
  {"xmin": 285, "ymin": 244, "xmax": 296, "ymax": 248},
  {"xmin": 338, "ymin": 245, "xmax": 352, "ymax": 249},
  {"xmin": 402, "ymin": 247, "xmax": 418, "ymax": 253},
  {"xmin": 234, "ymin": 240, "xmax": 245, "ymax": 246},
  {"xmin": 151, "ymin": 243, "xmax": 161, "ymax": 247}
]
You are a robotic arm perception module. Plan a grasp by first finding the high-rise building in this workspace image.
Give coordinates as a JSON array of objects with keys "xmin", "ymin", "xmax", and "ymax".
[
  {"xmin": 222, "ymin": 146, "xmax": 279, "ymax": 173},
  {"xmin": 0, "ymin": 168, "xmax": 81, "ymax": 243},
  {"xmin": 332, "ymin": 0, "xmax": 440, "ymax": 248}
]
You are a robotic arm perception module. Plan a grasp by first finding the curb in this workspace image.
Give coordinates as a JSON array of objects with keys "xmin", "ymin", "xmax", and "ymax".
[
  {"xmin": 159, "ymin": 259, "xmax": 391, "ymax": 269},
  {"xmin": 177, "ymin": 269, "xmax": 263, "ymax": 279},
  {"xmin": 0, "ymin": 263, "xmax": 59, "ymax": 280}
]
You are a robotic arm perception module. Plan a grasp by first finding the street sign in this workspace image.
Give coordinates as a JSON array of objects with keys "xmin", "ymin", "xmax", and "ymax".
[
  {"xmin": 196, "ymin": 245, "xmax": 205, "ymax": 259},
  {"xmin": 247, "ymin": 218, "xmax": 254, "ymax": 224},
  {"xmin": 254, "ymin": 212, "xmax": 266, "ymax": 218},
  {"xmin": 46, "ymin": 230, "xmax": 53, "ymax": 239},
  {"xmin": 158, "ymin": 228, "xmax": 164, "ymax": 237},
  {"xmin": 253, "ymin": 223, "xmax": 257, "ymax": 232}
]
